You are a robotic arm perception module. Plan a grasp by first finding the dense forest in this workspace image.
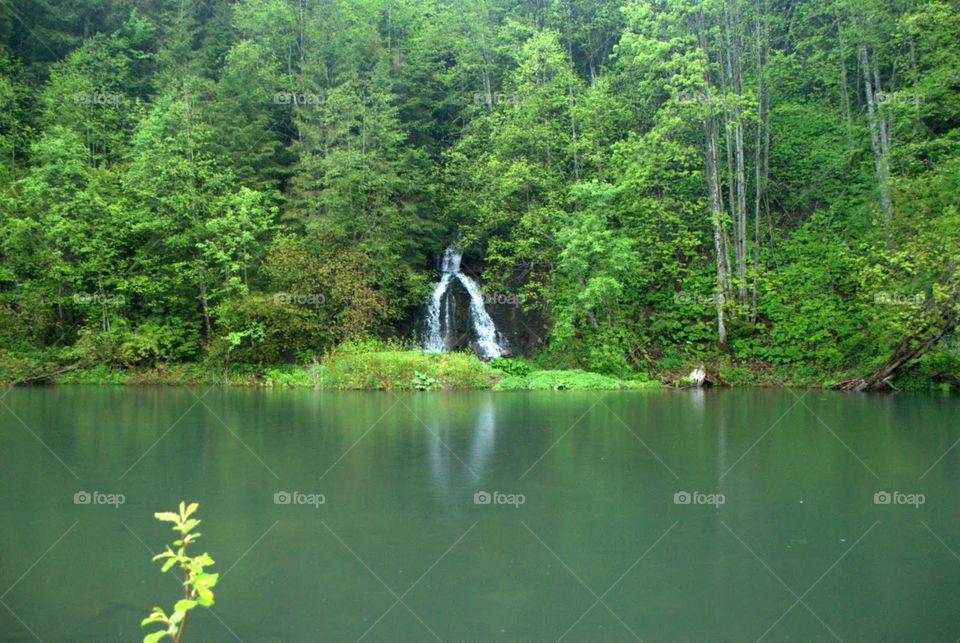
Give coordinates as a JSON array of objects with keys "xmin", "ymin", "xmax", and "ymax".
[{"xmin": 0, "ymin": 0, "xmax": 958, "ymax": 388}]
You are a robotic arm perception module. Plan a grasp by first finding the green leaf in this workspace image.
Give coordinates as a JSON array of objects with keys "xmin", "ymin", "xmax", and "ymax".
[
  {"xmin": 143, "ymin": 631, "xmax": 168, "ymax": 643},
  {"xmin": 174, "ymin": 599, "xmax": 197, "ymax": 612},
  {"xmin": 195, "ymin": 572, "xmax": 219, "ymax": 588},
  {"xmin": 196, "ymin": 585, "xmax": 214, "ymax": 605},
  {"xmin": 154, "ymin": 512, "xmax": 179, "ymax": 523},
  {"xmin": 141, "ymin": 611, "xmax": 167, "ymax": 627},
  {"xmin": 193, "ymin": 553, "xmax": 214, "ymax": 566}
]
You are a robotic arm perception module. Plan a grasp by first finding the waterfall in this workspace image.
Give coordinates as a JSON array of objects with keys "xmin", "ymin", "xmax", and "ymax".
[{"xmin": 422, "ymin": 247, "xmax": 508, "ymax": 359}]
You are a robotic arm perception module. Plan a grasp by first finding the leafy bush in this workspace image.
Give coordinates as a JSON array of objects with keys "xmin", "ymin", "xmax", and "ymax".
[
  {"xmin": 321, "ymin": 350, "xmax": 497, "ymax": 390},
  {"xmin": 58, "ymin": 364, "xmax": 127, "ymax": 384},
  {"xmin": 263, "ymin": 364, "xmax": 321, "ymax": 388},
  {"xmin": 211, "ymin": 294, "xmax": 331, "ymax": 364},
  {"xmin": 490, "ymin": 357, "xmax": 534, "ymax": 377},
  {"xmin": 411, "ymin": 370, "xmax": 441, "ymax": 390},
  {"xmin": 719, "ymin": 365, "xmax": 757, "ymax": 387}
]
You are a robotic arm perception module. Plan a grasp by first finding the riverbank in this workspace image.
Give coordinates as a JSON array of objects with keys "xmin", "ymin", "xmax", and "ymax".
[
  {"xmin": 2, "ymin": 350, "xmax": 952, "ymax": 392},
  {"xmin": 6, "ymin": 352, "xmax": 659, "ymax": 391}
]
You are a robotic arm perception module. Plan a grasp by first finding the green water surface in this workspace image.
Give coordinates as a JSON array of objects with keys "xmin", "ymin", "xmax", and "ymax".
[{"xmin": 0, "ymin": 387, "xmax": 957, "ymax": 642}]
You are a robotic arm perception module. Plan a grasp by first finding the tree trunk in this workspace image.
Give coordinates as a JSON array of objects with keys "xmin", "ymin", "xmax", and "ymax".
[
  {"xmin": 199, "ymin": 282, "xmax": 211, "ymax": 339},
  {"xmin": 835, "ymin": 15, "xmax": 855, "ymax": 152},
  {"xmin": 859, "ymin": 44, "xmax": 894, "ymax": 225},
  {"xmin": 751, "ymin": 0, "xmax": 766, "ymax": 321},
  {"xmin": 836, "ymin": 323, "xmax": 954, "ymax": 391},
  {"xmin": 699, "ymin": 15, "xmax": 729, "ymax": 346},
  {"xmin": 567, "ymin": 44, "xmax": 580, "ymax": 180}
]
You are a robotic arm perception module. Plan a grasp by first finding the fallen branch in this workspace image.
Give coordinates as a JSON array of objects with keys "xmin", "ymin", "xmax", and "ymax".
[{"xmin": 835, "ymin": 281, "xmax": 958, "ymax": 392}]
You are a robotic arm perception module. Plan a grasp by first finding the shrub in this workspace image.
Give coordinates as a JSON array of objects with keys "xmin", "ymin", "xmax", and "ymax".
[
  {"xmin": 490, "ymin": 357, "xmax": 534, "ymax": 377},
  {"xmin": 321, "ymin": 350, "xmax": 497, "ymax": 390}
]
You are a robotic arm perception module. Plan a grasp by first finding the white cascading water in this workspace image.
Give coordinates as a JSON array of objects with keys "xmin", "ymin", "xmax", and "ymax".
[{"xmin": 422, "ymin": 247, "xmax": 507, "ymax": 359}]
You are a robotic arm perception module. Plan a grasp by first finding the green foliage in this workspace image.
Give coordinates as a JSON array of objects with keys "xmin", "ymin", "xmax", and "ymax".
[
  {"xmin": 494, "ymin": 369, "xmax": 659, "ymax": 391},
  {"xmin": 411, "ymin": 370, "xmax": 441, "ymax": 391},
  {"xmin": 210, "ymin": 294, "xmax": 329, "ymax": 364},
  {"xmin": 490, "ymin": 357, "xmax": 535, "ymax": 377},
  {"xmin": 143, "ymin": 502, "xmax": 218, "ymax": 643},
  {"xmin": 0, "ymin": 0, "xmax": 958, "ymax": 388},
  {"xmin": 262, "ymin": 363, "xmax": 323, "ymax": 388},
  {"xmin": 719, "ymin": 365, "xmax": 759, "ymax": 387},
  {"xmin": 58, "ymin": 364, "xmax": 127, "ymax": 385},
  {"xmin": 320, "ymin": 350, "xmax": 497, "ymax": 390}
]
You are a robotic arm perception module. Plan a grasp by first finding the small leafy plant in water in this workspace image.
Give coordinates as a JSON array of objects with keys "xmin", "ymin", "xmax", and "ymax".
[{"xmin": 142, "ymin": 502, "xmax": 218, "ymax": 643}]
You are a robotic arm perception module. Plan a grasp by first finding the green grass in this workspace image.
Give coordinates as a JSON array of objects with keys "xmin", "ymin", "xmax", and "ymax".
[
  {"xmin": 319, "ymin": 350, "xmax": 497, "ymax": 390},
  {"xmin": 493, "ymin": 369, "xmax": 660, "ymax": 391},
  {"xmin": 58, "ymin": 364, "xmax": 128, "ymax": 384},
  {"xmin": 37, "ymin": 351, "xmax": 665, "ymax": 392},
  {"xmin": 1, "ymin": 348, "xmax": 864, "ymax": 391}
]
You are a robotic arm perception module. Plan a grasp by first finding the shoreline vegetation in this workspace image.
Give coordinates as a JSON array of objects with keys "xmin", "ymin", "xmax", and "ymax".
[{"xmin": 3, "ymin": 347, "xmax": 953, "ymax": 392}]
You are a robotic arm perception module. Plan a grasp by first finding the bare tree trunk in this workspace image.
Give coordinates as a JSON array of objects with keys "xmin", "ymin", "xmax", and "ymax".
[
  {"xmin": 721, "ymin": 0, "xmax": 748, "ymax": 309},
  {"xmin": 909, "ymin": 39, "xmax": 920, "ymax": 136},
  {"xmin": 731, "ymin": 1, "xmax": 748, "ymax": 309},
  {"xmin": 478, "ymin": 17, "xmax": 494, "ymax": 113},
  {"xmin": 199, "ymin": 282, "xmax": 211, "ymax": 339},
  {"xmin": 751, "ymin": 0, "xmax": 766, "ymax": 321},
  {"xmin": 859, "ymin": 44, "xmax": 894, "ymax": 225},
  {"xmin": 835, "ymin": 14, "xmax": 855, "ymax": 152},
  {"xmin": 719, "ymin": 38, "xmax": 739, "ymax": 288},
  {"xmin": 567, "ymin": 44, "xmax": 580, "ymax": 181},
  {"xmin": 699, "ymin": 14, "xmax": 729, "ymax": 346},
  {"xmin": 763, "ymin": 67, "xmax": 772, "ymax": 257}
]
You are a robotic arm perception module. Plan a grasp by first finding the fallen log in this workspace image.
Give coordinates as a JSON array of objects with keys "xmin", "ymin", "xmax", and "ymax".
[
  {"xmin": 835, "ymin": 281, "xmax": 958, "ymax": 392},
  {"xmin": 13, "ymin": 364, "xmax": 81, "ymax": 385}
]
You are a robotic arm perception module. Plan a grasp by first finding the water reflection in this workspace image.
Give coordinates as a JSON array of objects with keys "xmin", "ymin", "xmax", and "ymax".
[
  {"xmin": 426, "ymin": 394, "xmax": 496, "ymax": 505},
  {"xmin": 467, "ymin": 394, "xmax": 496, "ymax": 473}
]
